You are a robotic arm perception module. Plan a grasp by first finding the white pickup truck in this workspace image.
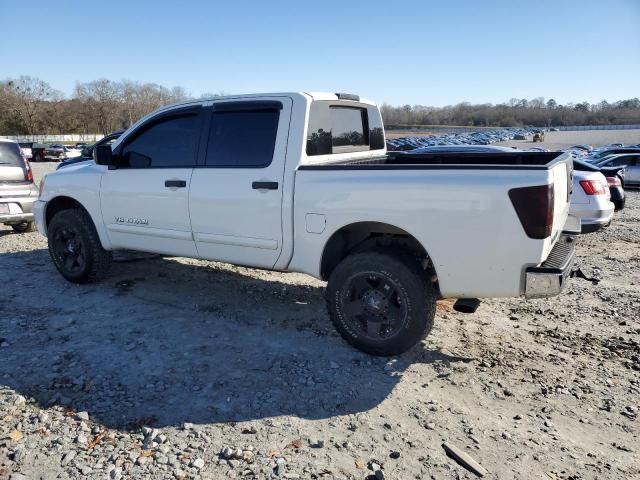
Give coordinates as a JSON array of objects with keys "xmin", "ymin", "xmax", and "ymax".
[{"xmin": 34, "ymin": 92, "xmax": 576, "ymax": 356}]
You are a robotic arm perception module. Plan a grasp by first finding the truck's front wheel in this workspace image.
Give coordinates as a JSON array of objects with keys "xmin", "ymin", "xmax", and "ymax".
[
  {"xmin": 326, "ymin": 251, "xmax": 436, "ymax": 356},
  {"xmin": 48, "ymin": 208, "xmax": 111, "ymax": 284}
]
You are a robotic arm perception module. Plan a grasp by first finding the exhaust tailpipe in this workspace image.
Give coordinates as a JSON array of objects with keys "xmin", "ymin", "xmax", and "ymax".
[{"xmin": 453, "ymin": 298, "xmax": 481, "ymax": 314}]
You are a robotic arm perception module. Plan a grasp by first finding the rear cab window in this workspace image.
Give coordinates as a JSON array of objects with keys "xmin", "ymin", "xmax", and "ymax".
[
  {"xmin": 306, "ymin": 100, "xmax": 385, "ymax": 156},
  {"xmin": 0, "ymin": 142, "xmax": 24, "ymax": 167}
]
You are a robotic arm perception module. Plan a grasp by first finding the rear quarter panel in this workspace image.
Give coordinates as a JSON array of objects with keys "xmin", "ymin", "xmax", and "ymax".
[{"xmin": 289, "ymin": 167, "xmax": 558, "ymax": 298}]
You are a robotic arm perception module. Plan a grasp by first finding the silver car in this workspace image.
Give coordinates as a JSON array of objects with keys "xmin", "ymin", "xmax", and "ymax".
[
  {"xmin": 0, "ymin": 139, "xmax": 39, "ymax": 232},
  {"xmin": 592, "ymin": 154, "xmax": 640, "ymax": 186}
]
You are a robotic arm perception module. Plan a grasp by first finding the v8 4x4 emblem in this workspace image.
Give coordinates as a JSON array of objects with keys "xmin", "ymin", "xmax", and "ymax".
[{"xmin": 115, "ymin": 216, "xmax": 149, "ymax": 225}]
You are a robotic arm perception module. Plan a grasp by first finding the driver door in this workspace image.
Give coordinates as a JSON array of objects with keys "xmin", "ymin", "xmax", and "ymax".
[{"xmin": 100, "ymin": 106, "xmax": 205, "ymax": 257}]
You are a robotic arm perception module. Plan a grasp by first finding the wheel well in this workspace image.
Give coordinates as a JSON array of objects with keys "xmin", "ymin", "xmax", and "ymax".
[
  {"xmin": 320, "ymin": 221, "xmax": 436, "ymax": 281},
  {"xmin": 45, "ymin": 196, "xmax": 85, "ymax": 227}
]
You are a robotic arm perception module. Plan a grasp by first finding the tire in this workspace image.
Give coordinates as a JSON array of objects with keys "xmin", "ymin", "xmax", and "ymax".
[
  {"xmin": 326, "ymin": 251, "xmax": 436, "ymax": 356},
  {"xmin": 47, "ymin": 208, "xmax": 111, "ymax": 283},
  {"xmin": 11, "ymin": 221, "xmax": 36, "ymax": 233}
]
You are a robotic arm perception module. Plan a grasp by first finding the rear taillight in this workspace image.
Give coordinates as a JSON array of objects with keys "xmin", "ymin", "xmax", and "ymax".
[
  {"xmin": 579, "ymin": 179, "xmax": 606, "ymax": 195},
  {"xmin": 508, "ymin": 184, "xmax": 555, "ymax": 239},
  {"xmin": 606, "ymin": 176, "xmax": 621, "ymax": 188},
  {"xmin": 24, "ymin": 158, "xmax": 33, "ymax": 182}
]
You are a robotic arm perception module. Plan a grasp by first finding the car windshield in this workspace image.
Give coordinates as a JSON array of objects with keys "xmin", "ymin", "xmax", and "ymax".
[{"xmin": 0, "ymin": 142, "xmax": 24, "ymax": 166}]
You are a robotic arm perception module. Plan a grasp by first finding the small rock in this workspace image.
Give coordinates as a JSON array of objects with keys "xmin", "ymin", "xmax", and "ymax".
[
  {"xmin": 11, "ymin": 446, "xmax": 26, "ymax": 463},
  {"xmin": 182, "ymin": 423, "xmax": 194, "ymax": 430},
  {"xmin": 61, "ymin": 451, "xmax": 76, "ymax": 466},
  {"xmin": 375, "ymin": 469, "xmax": 386, "ymax": 480},
  {"xmin": 389, "ymin": 451, "xmax": 400, "ymax": 459},
  {"xmin": 501, "ymin": 431, "xmax": 512, "ymax": 440},
  {"xmin": 425, "ymin": 422, "xmax": 436, "ymax": 430},
  {"xmin": 79, "ymin": 465, "xmax": 92, "ymax": 475},
  {"xmin": 310, "ymin": 438, "xmax": 324, "ymax": 448},
  {"xmin": 221, "ymin": 447, "xmax": 234, "ymax": 459},
  {"xmin": 241, "ymin": 451, "xmax": 255, "ymax": 463},
  {"xmin": 76, "ymin": 411, "xmax": 90, "ymax": 422},
  {"xmin": 192, "ymin": 458, "xmax": 205, "ymax": 469}
]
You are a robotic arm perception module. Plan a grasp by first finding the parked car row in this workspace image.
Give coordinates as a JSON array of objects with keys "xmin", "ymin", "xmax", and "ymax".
[
  {"xmin": 56, "ymin": 130, "xmax": 125, "ymax": 170},
  {"xmin": 386, "ymin": 127, "xmax": 545, "ymax": 150},
  {"xmin": 16, "ymin": 142, "xmax": 83, "ymax": 162}
]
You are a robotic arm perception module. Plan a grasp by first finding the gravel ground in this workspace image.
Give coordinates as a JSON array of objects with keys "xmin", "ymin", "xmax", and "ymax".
[{"xmin": 1, "ymin": 160, "xmax": 638, "ymax": 480}]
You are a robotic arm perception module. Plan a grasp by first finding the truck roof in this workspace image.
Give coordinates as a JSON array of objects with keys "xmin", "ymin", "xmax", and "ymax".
[{"xmin": 154, "ymin": 92, "xmax": 374, "ymax": 112}]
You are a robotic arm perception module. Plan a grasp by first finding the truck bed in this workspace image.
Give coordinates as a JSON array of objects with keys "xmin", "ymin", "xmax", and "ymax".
[{"xmin": 299, "ymin": 151, "xmax": 565, "ymax": 170}]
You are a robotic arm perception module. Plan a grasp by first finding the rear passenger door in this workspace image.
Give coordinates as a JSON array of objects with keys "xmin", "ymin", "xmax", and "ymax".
[
  {"xmin": 189, "ymin": 97, "xmax": 292, "ymax": 268},
  {"xmin": 625, "ymin": 157, "xmax": 639, "ymax": 183}
]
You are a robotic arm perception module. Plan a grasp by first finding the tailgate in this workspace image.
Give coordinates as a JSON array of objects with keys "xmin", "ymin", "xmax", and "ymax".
[{"xmin": 549, "ymin": 152, "xmax": 572, "ymax": 239}]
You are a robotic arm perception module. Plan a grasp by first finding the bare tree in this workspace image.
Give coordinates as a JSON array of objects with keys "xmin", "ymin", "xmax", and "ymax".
[{"xmin": 4, "ymin": 76, "xmax": 58, "ymax": 137}]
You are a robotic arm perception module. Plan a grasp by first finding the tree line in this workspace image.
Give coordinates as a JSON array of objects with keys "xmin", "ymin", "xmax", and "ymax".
[
  {"xmin": 381, "ymin": 97, "xmax": 640, "ymax": 128},
  {"xmin": 1, "ymin": 75, "xmax": 639, "ymax": 136},
  {"xmin": 0, "ymin": 76, "xmax": 189, "ymax": 137}
]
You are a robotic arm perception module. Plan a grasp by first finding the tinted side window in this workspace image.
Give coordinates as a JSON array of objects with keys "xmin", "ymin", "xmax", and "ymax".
[
  {"xmin": 121, "ymin": 113, "xmax": 200, "ymax": 168},
  {"xmin": 205, "ymin": 109, "xmax": 279, "ymax": 167}
]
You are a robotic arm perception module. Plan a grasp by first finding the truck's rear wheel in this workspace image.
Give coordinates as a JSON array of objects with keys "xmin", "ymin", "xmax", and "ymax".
[
  {"xmin": 326, "ymin": 251, "xmax": 436, "ymax": 356},
  {"xmin": 48, "ymin": 208, "xmax": 111, "ymax": 284}
]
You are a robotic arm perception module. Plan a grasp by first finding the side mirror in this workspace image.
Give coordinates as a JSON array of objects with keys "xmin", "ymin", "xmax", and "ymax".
[{"xmin": 94, "ymin": 144, "xmax": 114, "ymax": 166}]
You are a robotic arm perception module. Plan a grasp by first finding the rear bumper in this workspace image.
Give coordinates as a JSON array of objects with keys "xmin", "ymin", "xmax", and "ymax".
[
  {"xmin": 580, "ymin": 207, "xmax": 614, "ymax": 233},
  {"xmin": 524, "ymin": 234, "xmax": 576, "ymax": 299},
  {"xmin": 0, "ymin": 212, "xmax": 34, "ymax": 224},
  {"xmin": 570, "ymin": 203, "xmax": 615, "ymax": 233}
]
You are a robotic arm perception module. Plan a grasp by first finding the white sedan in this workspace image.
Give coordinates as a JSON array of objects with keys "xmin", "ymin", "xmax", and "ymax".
[
  {"xmin": 570, "ymin": 168, "xmax": 615, "ymax": 233},
  {"xmin": 63, "ymin": 146, "xmax": 82, "ymax": 159}
]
